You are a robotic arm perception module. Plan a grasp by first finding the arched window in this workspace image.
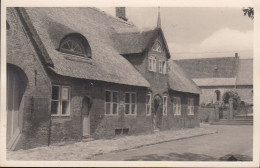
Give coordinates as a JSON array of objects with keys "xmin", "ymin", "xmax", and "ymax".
[
  {"xmin": 59, "ymin": 34, "xmax": 91, "ymax": 58},
  {"xmin": 215, "ymin": 90, "xmax": 221, "ymax": 102}
]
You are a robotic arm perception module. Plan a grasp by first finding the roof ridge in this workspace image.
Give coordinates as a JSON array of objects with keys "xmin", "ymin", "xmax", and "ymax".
[
  {"xmin": 90, "ymin": 7, "xmax": 134, "ymax": 27},
  {"xmin": 174, "ymin": 57, "xmax": 237, "ymax": 61}
]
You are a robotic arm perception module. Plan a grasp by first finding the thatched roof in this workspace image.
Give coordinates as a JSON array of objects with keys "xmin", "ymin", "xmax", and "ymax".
[
  {"xmin": 112, "ymin": 29, "xmax": 155, "ymax": 55},
  {"xmin": 236, "ymin": 59, "xmax": 253, "ymax": 85},
  {"xmin": 167, "ymin": 60, "xmax": 201, "ymax": 94},
  {"xmin": 15, "ymin": 7, "xmax": 200, "ymax": 94},
  {"xmin": 20, "ymin": 7, "xmax": 150, "ymax": 87}
]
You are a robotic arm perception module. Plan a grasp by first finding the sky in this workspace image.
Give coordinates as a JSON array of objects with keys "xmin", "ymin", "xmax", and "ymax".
[{"xmin": 99, "ymin": 7, "xmax": 253, "ymax": 60}]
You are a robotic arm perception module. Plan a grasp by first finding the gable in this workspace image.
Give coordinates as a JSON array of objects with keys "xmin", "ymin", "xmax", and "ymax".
[{"xmin": 147, "ymin": 29, "xmax": 171, "ymax": 59}]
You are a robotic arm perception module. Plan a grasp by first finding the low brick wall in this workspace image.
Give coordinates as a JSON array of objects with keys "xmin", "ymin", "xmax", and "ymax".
[{"xmin": 199, "ymin": 107, "xmax": 215, "ymax": 123}]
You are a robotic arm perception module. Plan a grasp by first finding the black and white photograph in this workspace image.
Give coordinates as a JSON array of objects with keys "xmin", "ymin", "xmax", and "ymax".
[{"xmin": 1, "ymin": 0, "xmax": 259, "ymax": 167}]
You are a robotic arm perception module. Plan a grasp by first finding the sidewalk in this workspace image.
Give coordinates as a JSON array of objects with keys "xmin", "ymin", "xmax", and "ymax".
[{"xmin": 7, "ymin": 124, "xmax": 217, "ymax": 161}]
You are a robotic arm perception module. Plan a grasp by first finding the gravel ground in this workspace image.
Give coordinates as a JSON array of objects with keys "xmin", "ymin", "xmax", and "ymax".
[{"xmin": 7, "ymin": 125, "xmax": 217, "ymax": 161}]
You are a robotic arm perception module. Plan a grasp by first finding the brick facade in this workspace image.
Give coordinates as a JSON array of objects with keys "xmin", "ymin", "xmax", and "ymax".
[
  {"xmin": 7, "ymin": 8, "xmax": 52, "ymax": 150},
  {"xmin": 6, "ymin": 8, "xmax": 200, "ymax": 150}
]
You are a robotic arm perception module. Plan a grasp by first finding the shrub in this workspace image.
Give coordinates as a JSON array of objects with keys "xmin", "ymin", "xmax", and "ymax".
[{"xmin": 222, "ymin": 90, "xmax": 241, "ymax": 110}]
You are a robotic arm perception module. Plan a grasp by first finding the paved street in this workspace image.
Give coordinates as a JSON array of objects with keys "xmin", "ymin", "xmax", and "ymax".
[{"xmin": 88, "ymin": 125, "xmax": 253, "ymax": 161}]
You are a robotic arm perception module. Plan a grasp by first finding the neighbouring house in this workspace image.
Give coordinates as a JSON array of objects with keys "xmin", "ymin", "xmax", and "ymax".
[
  {"xmin": 175, "ymin": 55, "xmax": 253, "ymax": 106},
  {"xmin": 6, "ymin": 7, "xmax": 201, "ymax": 150}
]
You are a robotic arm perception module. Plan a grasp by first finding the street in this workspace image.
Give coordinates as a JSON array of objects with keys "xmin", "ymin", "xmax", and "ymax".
[{"xmin": 88, "ymin": 125, "xmax": 253, "ymax": 161}]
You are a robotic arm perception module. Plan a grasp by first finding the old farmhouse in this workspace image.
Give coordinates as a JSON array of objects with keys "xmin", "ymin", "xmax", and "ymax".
[
  {"xmin": 175, "ymin": 55, "xmax": 253, "ymax": 106},
  {"xmin": 6, "ymin": 7, "xmax": 201, "ymax": 150}
]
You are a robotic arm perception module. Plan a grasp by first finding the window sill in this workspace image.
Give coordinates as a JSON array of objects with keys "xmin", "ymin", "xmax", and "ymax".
[
  {"xmin": 51, "ymin": 115, "xmax": 70, "ymax": 119},
  {"xmin": 125, "ymin": 114, "xmax": 137, "ymax": 116},
  {"xmin": 105, "ymin": 114, "xmax": 118, "ymax": 116},
  {"xmin": 62, "ymin": 53, "xmax": 92, "ymax": 64}
]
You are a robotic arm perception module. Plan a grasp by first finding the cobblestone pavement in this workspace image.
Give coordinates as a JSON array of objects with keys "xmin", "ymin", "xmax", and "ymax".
[{"xmin": 7, "ymin": 124, "xmax": 216, "ymax": 161}]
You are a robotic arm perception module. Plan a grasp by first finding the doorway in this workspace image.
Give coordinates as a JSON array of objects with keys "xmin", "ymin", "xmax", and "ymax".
[
  {"xmin": 7, "ymin": 65, "xmax": 27, "ymax": 149},
  {"xmin": 152, "ymin": 94, "xmax": 162, "ymax": 131},
  {"xmin": 82, "ymin": 96, "xmax": 92, "ymax": 137}
]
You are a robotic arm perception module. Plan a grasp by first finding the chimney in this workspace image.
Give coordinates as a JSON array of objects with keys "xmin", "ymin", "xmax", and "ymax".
[
  {"xmin": 116, "ymin": 7, "xmax": 128, "ymax": 21},
  {"xmin": 235, "ymin": 52, "xmax": 239, "ymax": 58}
]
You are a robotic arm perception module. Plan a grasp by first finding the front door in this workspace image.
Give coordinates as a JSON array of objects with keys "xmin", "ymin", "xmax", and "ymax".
[
  {"xmin": 7, "ymin": 65, "xmax": 27, "ymax": 148},
  {"xmin": 82, "ymin": 97, "xmax": 91, "ymax": 137},
  {"xmin": 152, "ymin": 95, "xmax": 162, "ymax": 131}
]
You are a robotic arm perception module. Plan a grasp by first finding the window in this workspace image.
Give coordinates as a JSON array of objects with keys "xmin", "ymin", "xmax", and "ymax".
[
  {"xmin": 105, "ymin": 90, "xmax": 118, "ymax": 115},
  {"xmin": 163, "ymin": 96, "xmax": 168, "ymax": 116},
  {"xmin": 162, "ymin": 61, "xmax": 167, "ymax": 74},
  {"xmin": 51, "ymin": 85, "xmax": 70, "ymax": 116},
  {"xmin": 146, "ymin": 94, "xmax": 152, "ymax": 115},
  {"xmin": 173, "ymin": 97, "xmax": 181, "ymax": 115},
  {"xmin": 152, "ymin": 41, "xmax": 162, "ymax": 52},
  {"xmin": 187, "ymin": 98, "xmax": 195, "ymax": 115},
  {"xmin": 59, "ymin": 34, "xmax": 92, "ymax": 57},
  {"xmin": 159, "ymin": 61, "xmax": 162, "ymax": 73},
  {"xmin": 159, "ymin": 61, "xmax": 167, "ymax": 74},
  {"xmin": 215, "ymin": 90, "xmax": 221, "ymax": 102},
  {"xmin": 125, "ymin": 92, "xmax": 137, "ymax": 115},
  {"xmin": 148, "ymin": 56, "xmax": 156, "ymax": 72}
]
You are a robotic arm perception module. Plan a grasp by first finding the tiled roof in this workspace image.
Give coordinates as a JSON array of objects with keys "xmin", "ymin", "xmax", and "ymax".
[
  {"xmin": 175, "ymin": 57, "xmax": 239, "ymax": 79},
  {"xmin": 167, "ymin": 60, "xmax": 201, "ymax": 94},
  {"xmin": 175, "ymin": 57, "xmax": 253, "ymax": 86},
  {"xmin": 236, "ymin": 59, "xmax": 253, "ymax": 85},
  {"xmin": 193, "ymin": 78, "xmax": 236, "ymax": 86}
]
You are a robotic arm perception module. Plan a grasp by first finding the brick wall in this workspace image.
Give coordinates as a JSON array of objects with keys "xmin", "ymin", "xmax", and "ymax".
[
  {"xmin": 48, "ymin": 75, "xmax": 153, "ymax": 142},
  {"xmin": 236, "ymin": 85, "xmax": 253, "ymax": 104},
  {"xmin": 7, "ymin": 8, "xmax": 52, "ymax": 150}
]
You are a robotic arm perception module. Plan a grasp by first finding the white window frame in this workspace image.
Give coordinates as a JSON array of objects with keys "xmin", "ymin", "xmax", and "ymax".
[
  {"xmin": 51, "ymin": 85, "xmax": 70, "ymax": 116},
  {"xmin": 148, "ymin": 56, "xmax": 156, "ymax": 72},
  {"xmin": 124, "ymin": 92, "xmax": 137, "ymax": 115},
  {"xmin": 146, "ymin": 94, "xmax": 152, "ymax": 116},
  {"xmin": 159, "ymin": 60, "xmax": 163, "ymax": 73},
  {"xmin": 187, "ymin": 97, "xmax": 195, "ymax": 115},
  {"xmin": 105, "ymin": 90, "xmax": 119, "ymax": 115},
  {"xmin": 173, "ymin": 97, "xmax": 181, "ymax": 116},
  {"xmin": 162, "ymin": 61, "xmax": 167, "ymax": 74},
  {"xmin": 163, "ymin": 96, "xmax": 168, "ymax": 116}
]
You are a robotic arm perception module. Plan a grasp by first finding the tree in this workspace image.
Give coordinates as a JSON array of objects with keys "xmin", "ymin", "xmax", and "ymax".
[
  {"xmin": 222, "ymin": 90, "xmax": 241, "ymax": 110},
  {"xmin": 243, "ymin": 7, "xmax": 254, "ymax": 20}
]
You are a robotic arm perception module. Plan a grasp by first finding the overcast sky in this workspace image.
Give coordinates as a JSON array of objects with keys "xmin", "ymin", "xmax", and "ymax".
[{"xmin": 99, "ymin": 7, "xmax": 253, "ymax": 60}]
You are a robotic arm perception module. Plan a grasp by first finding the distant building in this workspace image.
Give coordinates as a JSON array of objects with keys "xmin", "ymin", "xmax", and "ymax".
[
  {"xmin": 175, "ymin": 55, "xmax": 253, "ymax": 105},
  {"xmin": 6, "ymin": 7, "xmax": 201, "ymax": 150}
]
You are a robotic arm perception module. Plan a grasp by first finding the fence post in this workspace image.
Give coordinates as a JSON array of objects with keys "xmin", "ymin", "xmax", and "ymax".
[
  {"xmin": 215, "ymin": 105, "xmax": 220, "ymax": 121},
  {"xmin": 229, "ymin": 98, "xmax": 234, "ymax": 120}
]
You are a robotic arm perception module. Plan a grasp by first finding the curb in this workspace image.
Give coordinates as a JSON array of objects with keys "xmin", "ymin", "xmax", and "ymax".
[{"xmin": 90, "ymin": 130, "xmax": 217, "ymax": 158}]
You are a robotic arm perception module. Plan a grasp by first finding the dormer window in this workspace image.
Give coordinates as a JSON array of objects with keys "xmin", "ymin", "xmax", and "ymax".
[
  {"xmin": 59, "ymin": 34, "xmax": 92, "ymax": 58},
  {"xmin": 152, "ymin": 41, "xmax": 162, "ymax": 52}
]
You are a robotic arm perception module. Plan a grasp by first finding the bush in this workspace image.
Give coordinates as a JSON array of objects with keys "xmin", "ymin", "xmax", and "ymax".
[{"xmin": 222, "ymin": 90, "xmax": 241, "ymax": 110}]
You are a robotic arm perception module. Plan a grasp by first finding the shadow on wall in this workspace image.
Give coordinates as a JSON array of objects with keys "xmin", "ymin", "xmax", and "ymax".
[{"xmin": 125, "ymin": 152, "xmax": 252, "ymax": 161}]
